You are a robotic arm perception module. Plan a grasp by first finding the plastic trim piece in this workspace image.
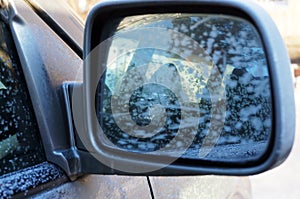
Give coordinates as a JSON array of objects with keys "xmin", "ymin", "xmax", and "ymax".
[{"xmin": 7, "ymin": 0, "xmax": 83, "ymax": 179}]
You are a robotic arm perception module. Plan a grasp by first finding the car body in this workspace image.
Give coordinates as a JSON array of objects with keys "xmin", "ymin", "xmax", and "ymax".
[{"xmin": 0, "ymin": 0, "xmax": 295, "ymax": 198}]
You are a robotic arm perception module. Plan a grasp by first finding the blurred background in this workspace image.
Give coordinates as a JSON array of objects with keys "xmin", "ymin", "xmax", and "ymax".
[{"xmin": 63, "ymin": 0, "xmax": 300, "ymax": 198}]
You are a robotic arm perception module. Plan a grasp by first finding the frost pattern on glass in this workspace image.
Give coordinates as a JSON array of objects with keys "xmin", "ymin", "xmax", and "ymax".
[
  {"xmin": 96, "ymin": 14, "xmax": 272, "ymax": 161},
  {"xmin": 0, "ymin": 22, "xmax": 45, "ymax": 175}
]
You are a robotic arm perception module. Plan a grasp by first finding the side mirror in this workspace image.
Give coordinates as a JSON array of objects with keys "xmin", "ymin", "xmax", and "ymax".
[{"xmin": 70, "ymin": 0, "xmax": 295, "ymax": 176}]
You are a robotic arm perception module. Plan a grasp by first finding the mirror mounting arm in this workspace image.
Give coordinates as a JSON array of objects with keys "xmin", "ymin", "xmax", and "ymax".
[{"xmin": 59, "ymin": 82, "xmax": 84, "ymax": 180}]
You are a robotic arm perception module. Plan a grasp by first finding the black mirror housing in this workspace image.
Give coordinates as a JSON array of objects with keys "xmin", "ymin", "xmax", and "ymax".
[{"xmin": 70, "ymin": 0, "xmax": 295, "ymax": 176}]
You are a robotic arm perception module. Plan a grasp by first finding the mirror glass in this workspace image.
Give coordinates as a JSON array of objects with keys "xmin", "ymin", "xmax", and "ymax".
[{"xmin": 95, "ymin": 14, "xmax": 272, "ymax": 162}]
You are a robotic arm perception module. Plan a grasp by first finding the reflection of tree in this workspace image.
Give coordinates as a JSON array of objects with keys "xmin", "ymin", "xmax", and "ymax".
[
  {"xmin": 170, "ymin": 16, "xmax": 271, "ymax": 145},
  {"xmin": 171, "ymin": 16, "xmax": 266, "ymax": 75},
  {"xmin": 224, "ymin": 69, "xmax": 271, "ymax": 142}
]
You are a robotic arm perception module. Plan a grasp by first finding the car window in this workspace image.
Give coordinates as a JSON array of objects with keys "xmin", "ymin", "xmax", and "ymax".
[{"xmin": 0, "ymin": 21, "xmax": 45, "ymax": 175}]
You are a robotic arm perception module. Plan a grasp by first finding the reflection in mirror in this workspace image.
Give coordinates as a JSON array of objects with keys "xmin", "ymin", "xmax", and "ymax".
[{"xmin": 95, "ymin": 14, "xmax": 272, "ymax": 162}]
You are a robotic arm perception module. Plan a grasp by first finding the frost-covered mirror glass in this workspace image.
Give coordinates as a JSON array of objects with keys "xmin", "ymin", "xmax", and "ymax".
[{"xmin": 95, "ymin": 14, "xmax": 272, "ymax": 162}]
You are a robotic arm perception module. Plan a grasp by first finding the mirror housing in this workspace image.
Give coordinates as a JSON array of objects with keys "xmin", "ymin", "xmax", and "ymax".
[{"xmin": 70, "ymin": 0, "xmax": 295, "ymax": 176}]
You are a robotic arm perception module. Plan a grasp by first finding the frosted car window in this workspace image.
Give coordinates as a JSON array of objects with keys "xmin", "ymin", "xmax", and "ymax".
[{"xmin": 0, "ymin": 22, "xmax": 45, "ymax": 175}]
